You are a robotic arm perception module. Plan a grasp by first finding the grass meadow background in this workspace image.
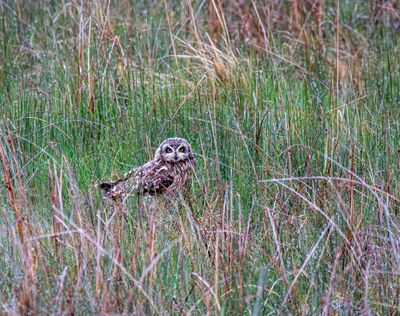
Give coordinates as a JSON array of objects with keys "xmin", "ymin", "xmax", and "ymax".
[{"xmin": 1, "ymin": 0, "xmax": 400, "ymax": 314}]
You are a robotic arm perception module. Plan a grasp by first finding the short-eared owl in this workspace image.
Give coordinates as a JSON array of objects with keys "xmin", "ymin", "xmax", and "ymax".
[{"xmin": 100, "ymin": 138, "xmax": 195, "ymax": 200}]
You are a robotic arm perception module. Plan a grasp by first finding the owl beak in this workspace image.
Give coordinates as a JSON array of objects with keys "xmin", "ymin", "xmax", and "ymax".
[{"xmin": 174, "ymin": 153, "xmax": 178, "ymax": 161}]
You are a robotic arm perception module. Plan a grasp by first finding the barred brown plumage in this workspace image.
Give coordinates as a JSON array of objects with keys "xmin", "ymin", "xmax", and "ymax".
[{"xmin": 99, "ymin": 138, "xmax": 195, "ymax": 200}]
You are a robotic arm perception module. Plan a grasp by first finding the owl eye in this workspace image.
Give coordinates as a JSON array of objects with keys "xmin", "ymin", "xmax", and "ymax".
[
  {"xmin": 178, "ymin": 146, "xmax": 185, "ymax": 153},
  {"xmin": 165, "ymin": 147, "xmax": 173, "ymax": 153}
]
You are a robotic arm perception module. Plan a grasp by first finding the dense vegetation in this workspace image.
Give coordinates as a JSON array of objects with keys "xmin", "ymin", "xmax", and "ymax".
[{"xmin": 1, "ymin": 1, "xmax": 399, "ymax": 314}]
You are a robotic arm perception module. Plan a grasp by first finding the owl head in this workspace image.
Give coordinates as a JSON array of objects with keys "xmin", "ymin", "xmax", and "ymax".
[{"xmin": 154, "ymin": 137, "xmax": 195, "ymax": 163}]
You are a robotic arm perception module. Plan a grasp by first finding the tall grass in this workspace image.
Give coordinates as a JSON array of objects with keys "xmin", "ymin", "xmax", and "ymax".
[{"xmin": 1, "ymin": 0, "xmax": 400, "ymax": 314}]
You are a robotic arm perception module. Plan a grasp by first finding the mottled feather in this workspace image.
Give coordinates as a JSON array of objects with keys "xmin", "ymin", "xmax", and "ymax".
[{"xmin": 100, "ymin": 138, "xmax": 195, "ymax": 200}]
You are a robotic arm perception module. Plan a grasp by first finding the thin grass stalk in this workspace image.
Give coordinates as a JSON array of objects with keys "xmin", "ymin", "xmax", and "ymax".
[
  {"xmin": 95, "ymin": 209, "xmax": 103, "ymax": 298},
  {"xmin": 55, "ymin": 266, "xmax": 69, "ymax": 315},
  {"xmin": 385, "ymin": 115, "xmax": 390, "ymax": 195},
  {"xmin": 292, "ymin": 0, "xmax": 300, "ymax": 33},
  {"xmin": 363, "ymin": 260, "xmax": 372, "ymax": 315},
  {"xmin": 147, "ymin": 42, "xmax": 157, "ymax": 114},
  {"xmin": 0, "ymin": 140, "xmax": 25, "ymax": 246},
  {"xmin": 144, "ymin": 204, "xmax": 156, "ymax": 294},
  {"xmin": 48, "ymin": 161, "xmax": 61, "ymax": 263},
  {"xmin": 228, "ymin": 175, "xmax": 234, "ymax": 300},
  {"xmin": 111, "ymin": 199, "xmax": 122, "ymax": 311},
  {"xmin": 63, "ymin": 155, "xmax": 85, "ymax": 293},
  {"xmin": 237, "ymin": 197, "xmax": 244, "ymax": 315},
  {"xmin": 315, "ymin": 0, "xmax": 324, "ymax": 53},
  {"xmin": 210, "ymin": 0, "xmax": 232, "ymax": 47},
  {"xmin": 5, "ymin": 124, "xmax": 28, "ymax": 214},
  {"xmin": 214, "ymin": 199, "xmax": 220, "ymax": 316},
  {"xmin": 113, "ymin": 199, "xmax": 121, "ymax": 274},
  {"xmin": 284, "ymin": 114, "xmax": 293, "ymax": 186},
  {"xmin": 252, "ymin": 265, "xmax": 266, "ymax": 316},
  {"xmin": 321, "ymin": 248, "xmax": 342, "ymax": 315},
  {"xmin": 75, "ymin": 0, "xmax": 85, "ymax": 116},
  {"xmin": 336, "ymin": 0, "xmax": 340, "ymax": 98},
  {"xmin": 209, "ymin": 89, "xmax": 222, "ymax": 193},
  {"xmin": 4, "ymin": 127, "xmax": 35, "ymax": 243},
  {"xmin": 219, "ymin": 185, "xmax": 229, "ymax": 295},
  {"xmin": 87, "ymin": 16, "xmax": 95, "ymax": 114},
  {"xmin": 193, "ymin": 272, "xmax": 219, "ymax": 314},
  {"xmin": 164, "ymin": 0, "xmax": 178, "ymax": 67},
  {"xmin": 0, "ymin": 138, "xmax": 36, "ymax": 313},
  {"xmin": 348, "ymin": 144, "xmax": 355, "ymax": 247},
  {"xmin": 187, "ymin": 0, "xmax": 203, "ymax": 52},
  {"xmin": 208, "ymin": 0, "xmax": 220, "ymax": 42}
]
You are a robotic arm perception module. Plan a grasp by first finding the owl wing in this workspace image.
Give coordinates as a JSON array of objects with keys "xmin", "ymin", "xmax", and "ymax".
[
  {"xmin": 100, "ymin": 162, "xmax": 175, "ymax": 199},
  {"xmin": 140, "ymin": 165, "xmax": 175, "ymax": 196},
  {"xmin": 100, "ymin": 167, "xmax": 141, "ymax": 199}
]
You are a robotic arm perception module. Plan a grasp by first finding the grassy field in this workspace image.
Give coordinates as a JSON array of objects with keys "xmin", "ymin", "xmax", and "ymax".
[{"xmin": 1, "ymin": 1, "xmax": 400, "ymax": 314}]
